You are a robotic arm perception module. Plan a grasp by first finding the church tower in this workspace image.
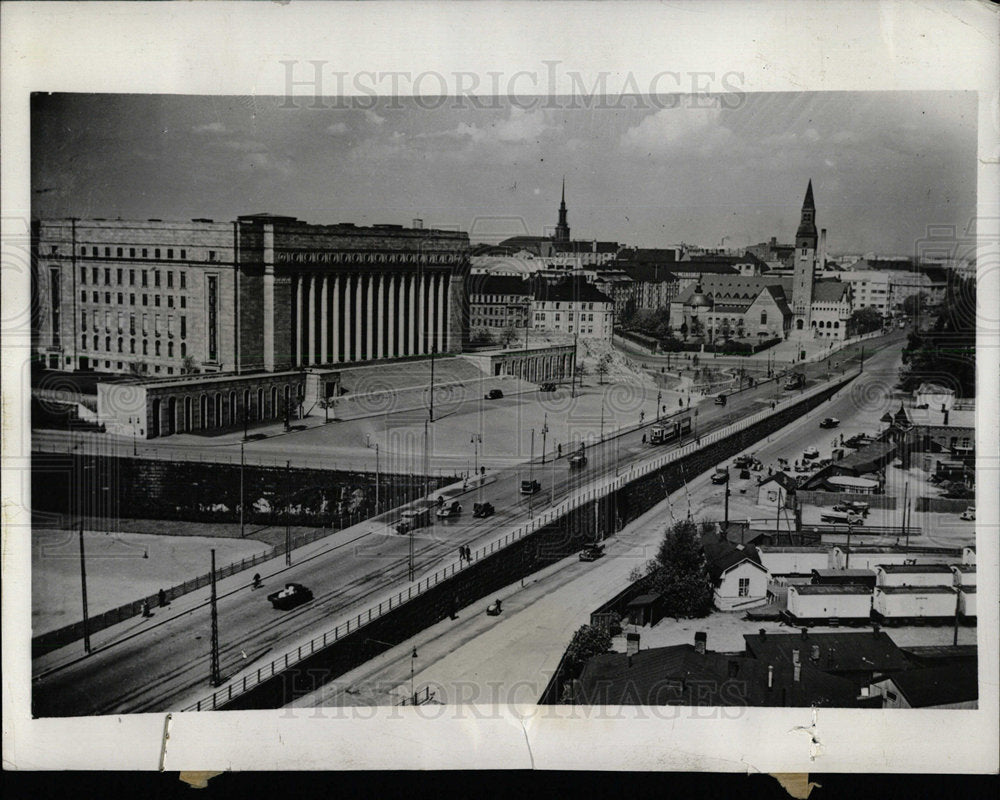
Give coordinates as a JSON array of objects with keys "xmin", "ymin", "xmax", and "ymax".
[
  {"xmin": 791, "ymin": 180, "xmax": 818, "ymax": 330},
  {"xmin": 554, "ymin": 178, "xmax": 570, "ymax": 242}
]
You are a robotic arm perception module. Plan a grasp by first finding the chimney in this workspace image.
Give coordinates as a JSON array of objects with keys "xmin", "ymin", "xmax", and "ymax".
[
  {"xmin": 626, "ymin": 632, "xmax": 640, "ymax": 658},
  {"xmin": 811, "ymin": 644, "xmax": 820, "ymax": 662},
  {"xmin": 767, "ymin": 665, "xmax": 774, "ymax": 690},
  {"xmin": 800, "ymin": 627, "xmax": 808, "ymax": 640},
  {"xmin": 793, "ymin": 661, "xmax": 801, "ymax": 683},
  {"xmin": 412, "ymin": 218, "xmax": 423, "ymax": 229},
  {"xmin": 694, "ymin": 631, "xmax": 707, "ymax": 655},
  {"xmin": 759, "ymin": 628, "xmax": 767, "ymax": 640}
]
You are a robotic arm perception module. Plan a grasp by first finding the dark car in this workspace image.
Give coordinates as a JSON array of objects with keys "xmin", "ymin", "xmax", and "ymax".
[
  {"xmin": 486, "ymin": 389, "xmax": 504, "ymax": 400},
  {"xmin": 472, "ymin": 502, "xmax": 495, "ymax": 518},
  {"xmin": 568, "ymin": 452, "xmax": 588, "ymax": 469},
  {"xmin": 819, "ymin": 417, "xmax": 840, "ymax": 429},
  {"xmin": 267, "ymin": 583, "xmax": 313, "ymax": 610},
  {"xmin": 711, "ymin": 468, "xmax": 729, "ymax": 485},
  {"xmin": 579, "ymin": 544, "xmax": 605, "ymax": 562},
  {"xmin": 539, "ymin": 383, "xmax": 557, "ymax": 392},
  {"xmin": 714, "ymin": 394, "xmax": 727, "ymax": 405},
  {"xmin": 733, "ymin": 454, "xmax": 753, "ymax": 468},
  {"xmin": 520, "ymin": 479, "xmax": 541, "ymax": 495}
]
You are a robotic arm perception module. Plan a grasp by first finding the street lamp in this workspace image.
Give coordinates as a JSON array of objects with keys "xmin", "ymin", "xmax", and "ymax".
[
  {"xmin": 541, "ymin": 414, "xmax": 549, "ymax": 464},
  {"xmin": 239, "ymin": 440, "xmax": 245, "ymax": 538},
  {"xmin": 366, "ymin": 434, "xmax": 380, "ymax": 514},
  {"xmin": 470, "ymin": 433, "xmax": 482, "ymax": 475}
]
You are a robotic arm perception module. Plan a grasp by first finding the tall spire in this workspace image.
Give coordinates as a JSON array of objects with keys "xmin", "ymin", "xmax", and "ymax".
[
  {"xmin": 802, "ymin": 179, "xmax": 815, "ymax": 210},
  {"xmin": 555, "ymin": 178, "xmax": 570, "ymax": 242}
]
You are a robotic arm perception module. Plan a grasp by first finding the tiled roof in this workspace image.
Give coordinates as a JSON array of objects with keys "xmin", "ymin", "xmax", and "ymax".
[
  {"xmin": 468, "ymin": 274, "xmax": 531, "ymax": 297},
  {"xmin": 534, "ymin": 276, "xmax": 613, "ymax": 304},
  {"xmin": 884, "ymin": 663, "xmax": 978, "ymax": 707},
  {"xmin": 670, "ymin": 262, "xmax": 740, "ymax": 275},
  {"xmin": 674, "ymin": 276, "xmax": 792, "ymax": 307},
  {"xmin": 743, "ymin": 630, "xmax": 911, "ymax": 674},
  {"xmin": 617, "ymin": 263, "xmax": 679, "ymax": 284},
  {"xmin": 812, "ymin": 280, "xmax": 851, "ymax": 303}
]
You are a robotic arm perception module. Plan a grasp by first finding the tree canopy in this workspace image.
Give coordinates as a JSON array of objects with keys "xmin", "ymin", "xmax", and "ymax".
[
  {"xmin": 900, "ymin": 275, "xmax": 976, "ymax": 397},
  {"xmin": 849, "ymin": 306, "xmax": 883, "ymax": 336},
  {"xmin": 648, "ymin": 518, "xmax": 714, "ymax": 618}
]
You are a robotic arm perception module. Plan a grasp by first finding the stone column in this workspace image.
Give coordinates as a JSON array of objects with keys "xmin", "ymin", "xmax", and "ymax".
[
  {"xmin": 416, "ymin": 272, "xmax": 426, "ymax": 355},
  {"xmin": 376, "ymin": 275, "xmax": 385, "ymax": 359},
  {"xmin": 343, "ymin": 274, "xmax": 353, "ymax": 362},
  {"xmin": 444, "ymin": 275, "xmax": 452, "ymax": 352},
  {"xmin": 294, "ymin": 273, "xmax": 303, "ymax": 367},
  {"xmin": 436, "ymin": 272, "xmax": 446, "ymax": 353},
  {"xmin": 354, "ymin": 273, "xmax": 364, "ymax": 361},
  {"xmin": 332, "ymin": 275, "xmax": 340, "ymax": 364},
  {"xmin": 408, "ymin": 273, "xmax": 417, "ymax": 356},
  {"xmin": 366, "ymin": 273, "xmax": 375, "ymax": 361},
  {"xmin": 307, "ymin": 274, "xmax": 316, "ymax": 365},
  {"xmin": 387, "ymin": 275, "xmax": 396, "ymax": 358},
  {"xmin": 320, "ymin": 275, "xmax": 329, "ymax": 364}
]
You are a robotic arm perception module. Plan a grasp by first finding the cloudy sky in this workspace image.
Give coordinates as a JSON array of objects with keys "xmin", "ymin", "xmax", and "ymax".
[{"xmin": 32, "ymin": 91, "xmax": 976, "ymax": 255}]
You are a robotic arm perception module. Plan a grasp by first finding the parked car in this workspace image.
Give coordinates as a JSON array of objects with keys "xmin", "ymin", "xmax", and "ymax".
[
  {"xmin": 395, "ymin": 507, "xmax": 431, "ymax": 534},
  {"xmin": 820, "ymin": 510, "xmax": 864, "ymax": 525},
  {"xmin": 539, "ymin": 382, "xmax": 557, "ymax": 392},
  {"xmin": 843, "ymin": 500, "xmax": 870, "ymax": 515},
  {"xmin": 802, "ymin": 446, "xmax": 820, "ymax": 460},
  {"xmin": 568, "ymin": 451, "xmax": 588, "ymax": 469},
  {"xmin": 733, "ymin": 454, "xmax": 753, "ymax": 468},
  {"xmin": 711, "ymin": 467, "xmax": 729, "ymax": 485},
  {"xmin": 472, "ymin": 502, "xmax": 495, "ymax": 518},
  {"xmin": 485, "ymin": 388, "xmax": 504, "ymax": 400},
  {"xmin": 267, "ymin": 583, "xmax": 313, "ymax": 610},
  {"xmin": 819, "ymin": 417, "xmax": 840, "ymax": 429},
  {"xmin": 960, "ymin": 506, "xmax": 976, "ymax": 521},
  {"xmin": 783, "ymin": 372, "xmax": 805, "ymax": 390},
  {"xmin": 714, "ymin": 393, "xmax": 727, "ymax": 406},
  {"xmin": 436, "ymin": 500, "xmax": 462, "ymax": 519},
  {"xmin": 520, "ymin": 479, "xmax": 541, "ymax": 495},
  {"xmin": 579, "ymin": 544, "xmax": 605, "ymax": 562}
]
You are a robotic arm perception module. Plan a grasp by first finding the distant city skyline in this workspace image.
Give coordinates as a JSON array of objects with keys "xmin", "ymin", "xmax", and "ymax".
[{"xmin": 31, "ymin": 91, "xmax": 977, "ymax": 255}]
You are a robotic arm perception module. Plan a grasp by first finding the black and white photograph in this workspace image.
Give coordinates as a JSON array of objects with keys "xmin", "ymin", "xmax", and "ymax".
[{"xmin": 3, "ymin": 0, "xmax": 998, "ymax": 777}]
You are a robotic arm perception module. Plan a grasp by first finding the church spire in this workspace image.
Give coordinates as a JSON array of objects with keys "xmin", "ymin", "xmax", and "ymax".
[
  {"xmin": 802, "ymin": 179, "xmax": 815, "ymax": 210},
  {"xmin": 555, "ymin": 177, "xmax": 570, "ymax": 242},
  {"xmin": 796, "ymin": 179, "xmax": 817, "ymax": 241}
]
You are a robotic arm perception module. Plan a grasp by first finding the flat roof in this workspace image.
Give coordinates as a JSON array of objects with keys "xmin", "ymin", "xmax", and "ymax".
[
  {"xmin": 877, "ymin": 564, "xmax": 955, "ymax": 573},
  {"xmin": 759, "ymin": 546, "xmax": 831, "ymax": 553},
  {"xmin": 813, "ymin": 569, "xmax": 874, "ymax": 577},
  {"xmin": 792, "ymin": 584, "xmax": 874, "ymax": 595},
  {"xmin": 876, "ymin": 585, "xmax": 955, "ymax": 594}
]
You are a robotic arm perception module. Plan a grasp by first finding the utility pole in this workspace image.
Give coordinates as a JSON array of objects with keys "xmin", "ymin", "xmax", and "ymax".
[
  {"xmin": 285, "ymin": 460, "xmax": 291, "ymax": 566},
  {"xmin": 724, "ymin": 485, "xmax": 730, "ymax": 532},
  {"xmin": 429, "ymin": 342, "xmax": 436, "ymax": 423},
  {"xmin": 541, "ymin": 414, "xmax": 549, "ymax": 464},
  {"xmin": 239, "ymin": 440, "xmax": 245, "ymax": 538},
  {"xmin": 902, "ymin": 480, "xmax": 909, "ymax": 547},
  {"xmin": 209, "ymin": 548, "xmax": 221, "ymax": 686},
  {"xmin": 570, "ymin": 332, "xmax": 578, "ymax": 398},
  {"xmin": 656, "ymin": 389, "xmax": 662, "ymax": 421},
  {"xmin": 600, "ymin": 399, "xmax": 605, "ymax": 442},
  {"xmin": 78, "ymin": 521, "xmax": 91, "ymax": 654},
  {"xmin": 845, "ymin": 522, "xmax": 852, "ymax": 569}
]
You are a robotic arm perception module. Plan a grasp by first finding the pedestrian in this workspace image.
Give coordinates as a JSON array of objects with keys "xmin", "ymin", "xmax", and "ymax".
[
  {"xmin": 557, "ymin": 444, "xmax": 562, "ymax": 458},
  {"xmin": 141, "ymin": 601, "xmax": 151, "ymax": 618},
  {"xmin": 158, "ymin": 588, "xmax": 167, "ymax": 608},
  {"xmin": 450, "ymin": 595, "xmax": 459, "ymax": 620},
  {"xmin": 642, "ymin": 433, "xmax": 647, "ymax": 444},
  {"xmin": 458, "ymin": 546, "xmax": 465, "ymax": 563}
]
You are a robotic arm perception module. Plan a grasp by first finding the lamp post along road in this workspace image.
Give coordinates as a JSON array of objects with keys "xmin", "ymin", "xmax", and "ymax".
[{"xmin": 78, "ymin": 521, "xmax": 91, "ymax": 655}]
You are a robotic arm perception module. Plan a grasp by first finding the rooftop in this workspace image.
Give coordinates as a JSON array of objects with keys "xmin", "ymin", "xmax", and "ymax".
[
  {"xmin": 876, "ymin": 564, "xmax": 955, "ymax": 573},
  {"xmin": 881, "ymin": 663, "xmax": 978, "ymax": 707},
  {"xmin": 792, "ymin": 584, "xmax": 874, "ymax": 595},
  {"xmin": 876, "ymin": 585, "xmax": 955, "ymax": 594},
  {"xmin": 743, "ymin": 629, "xmax": 911, "ymax": 674}
]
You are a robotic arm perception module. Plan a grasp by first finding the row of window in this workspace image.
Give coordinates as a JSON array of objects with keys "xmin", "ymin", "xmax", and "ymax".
[
  {"xmin": 80, "ymin": 335, "xmax": 188, "ymax": 358},
  {"xmin": 81, "ymin": 311, "xmax": 186, "ymax": 338},
  {"xmin": 80, "ymin": 245, "xmax": 213, "ymax": 261},
  {"xmin": 80, "ymin": 290, "xmax": 187, "ymax": 309},
  {"xmin": 537, "ymin": 301, "xmax": 600, "ymax": 310},
  {"xmin": 811, "ymin": 320, "xmax": 841, "ymax": 329},
  {"xmin": 80, "ymin": 265, "xmax": 188, "ymax": 290},
  {"xmin": 535, "ymin": 312, "xmax": 599, "ymax": 322}
]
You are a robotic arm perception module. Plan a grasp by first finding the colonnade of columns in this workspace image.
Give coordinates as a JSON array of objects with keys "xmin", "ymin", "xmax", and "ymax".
[
  {"xmin": 504, "ymin": 352, "xmax": 572, "ymax": 382},
  {"xmin": 292, "ymin": 270, "xmax": 450, "ymax": 366}
]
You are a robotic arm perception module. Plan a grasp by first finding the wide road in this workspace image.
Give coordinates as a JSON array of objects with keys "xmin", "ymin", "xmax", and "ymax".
[{"xmin": 32, "ymin": 333, "xmax": 902, "ymax": 716}]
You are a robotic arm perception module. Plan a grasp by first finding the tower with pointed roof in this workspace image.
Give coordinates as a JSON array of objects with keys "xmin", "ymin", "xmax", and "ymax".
[
  {"xmin": 791, "ymin": 180, "xmax": 818, "ymax": 330},
  {"xmin": 554, "ymin": 178, "xmax": 570, "ymax": 243}
]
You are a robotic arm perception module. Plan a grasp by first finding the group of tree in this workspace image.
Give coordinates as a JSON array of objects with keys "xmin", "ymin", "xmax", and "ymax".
[
  {"xmin": 849, "ymin": 306, "xmax": 884, "ymax": 336},
  {"xmin": 899, "ymin": 275, "xmax": 976, "ymax": 397},
  {"xmin": 626, "ymin": 307, "xmax": 673, "ymax": 340},
  {"xmin": 644, "ymin": 517, "xmax": 715, "ymax": 618}
]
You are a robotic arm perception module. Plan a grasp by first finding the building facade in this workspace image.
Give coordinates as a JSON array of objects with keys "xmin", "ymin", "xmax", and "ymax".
[
  {"xmin": 531, "ymin": 277, "xmax": 614, "ymax": 339},
  {"xmin": 468, "ymin": 274, "xmax": 532, "ymax": 333},
  {"xmin": 33, "ymin": 215, "xmax": 471, "ymax": 376}
]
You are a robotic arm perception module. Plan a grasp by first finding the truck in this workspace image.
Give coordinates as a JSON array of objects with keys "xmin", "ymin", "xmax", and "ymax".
[{"xmin": 395, "ymin": 506, "xmax": 431, "ymax": 534}]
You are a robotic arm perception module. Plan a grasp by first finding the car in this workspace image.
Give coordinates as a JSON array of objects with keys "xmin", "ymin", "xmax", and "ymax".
[
  {"xmin": 733, "ymin": 454, "xmax": 753, "ymax": 468},
  {"xmin": 843, "ymin": 500, "xmax": 870, "ymax": 515},
  {"xmin": 520, "ymin": 479, "xmax": 541, "ymax": 495},
  {"xmin": 819, "ymin": 417, "xmax": 840, "ymax": 429},
  {"xmin": 485, "ymin": 388, "xmax": 504, "ymax": 400},
  {"xmin": 802, "ymin": 446, "xmax": 820, "ymax": 460},
  {"xmin": 711, "ymin": 468, "xmax": 729, "ymax": 485},
  {"xmin": 783, "ymin": 373, "xmax": 805, "ymax": 390},
  {"xmin": 267, "ymin": 583, "xmax": 313, "ymax": 610},
  {"xmin": 472, "ymin": 502, "xmax": 495, "ymax": 518},
  {"xmin": 960, "ymin": 506, "xmax": 976, "ymax": 521},
  {"xmin": 579, "ymin": 544, "xmax": 605, "ymax": 562},
  {"xmin": 539, "ymin": 383, "xmax": 557, "ymax": 392},
  {"xmin": 714, "ymin": 394, "xmax": 727, "ymax": 405},
  {"xmin": 436, "ymin": 500, "xmax": 462, "ymax": 518},
  {"xmin": 568, "ymin": 452, "xmax": 588, "ymax": 469},
  {"xmin": 820, "ymin": 511, "xmax": 863, "ymax": 525}
]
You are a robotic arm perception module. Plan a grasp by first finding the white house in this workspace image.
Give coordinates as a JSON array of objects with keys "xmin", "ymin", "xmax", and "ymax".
[
  {"xmin": 757, "ymin": 546, "xmax": 833, "ymax": 576},
  {"xmin": 914, "ymin": 382, "xmax": 955, "ymax": 410},
  {"xmin": 755, "ymin": 471, "xmax": 797, "ymax": 512},
  {"xmin": 707, "ymin": 548, "xmax": 769, "ymax": 611}
]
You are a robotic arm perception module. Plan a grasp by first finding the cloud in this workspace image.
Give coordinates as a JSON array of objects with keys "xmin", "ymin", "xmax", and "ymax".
[
  {"xmin": 494, "ymin": 107, "xmax": 552, "ymax": 142},
  {"xmin": 364, "ymin": 109, "xmax": 385, "ymax": 127},
  {"xmin": 620, "ymin": 105, "xmax": 733, "ymax": 157},
  {"xmin": 327, "ymin": 122, "xmax": 349, "ymax": 135},
  {"xmin": 192, "ymin": 121, "xmax": 227, "ymax": 134}
]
